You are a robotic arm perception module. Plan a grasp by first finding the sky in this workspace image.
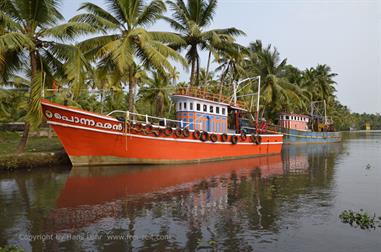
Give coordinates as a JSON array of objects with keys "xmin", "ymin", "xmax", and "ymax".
[{"xmin": 61, "ymin": 0, "xmax": 381, "ymax": 114}]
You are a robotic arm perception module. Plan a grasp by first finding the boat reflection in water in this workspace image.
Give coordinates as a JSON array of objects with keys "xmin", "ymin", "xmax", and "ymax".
[
  {"xmin": 42, "ymin": 143, "xmax": 342, "ymax": 251},
  {"xmin": 48, "ymin": 155, "xmax": 283, "ymax": 231}
]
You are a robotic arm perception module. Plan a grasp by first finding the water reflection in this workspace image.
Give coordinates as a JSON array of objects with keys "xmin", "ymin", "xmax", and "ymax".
[{"xmin": 0, "ymin": 143, "xmax": 346, "ymax": 251}]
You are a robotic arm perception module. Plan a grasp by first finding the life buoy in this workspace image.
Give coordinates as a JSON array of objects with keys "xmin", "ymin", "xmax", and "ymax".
[
  {"xmin": 164, "ymin": 126, "xmax": 173, "ymax": 136},
  {"xmin": 143, "ymin": 123, "xmax": 153, "ymax": 135},
  {"xmin": 200, "ymin": 131, "xmax": 209, "ymax": 142},
  {"xmin": 231, "ymin": 135, "xmax": 239, "ymax": 144},
  {"xmin": 210, "ymin": 133, "xmax": 218, "ymax": 142},
  {"xmin": 134, "ymin": 122, "xmax": 143, "ymax": 132},
  {"xmin": 183, "ymin": 128, "xmax": 190, "ymax": 137},
  {"xmin": 221, "ymin": 133, "xmax": 228, "ymax": 142},
  {"xmin": 240, "ymin": 131, "xmax": 247, "ymax": 141},
  {"xmin": 193, "ymin": 130, "xmax": 201, "ymax": 139},
  {"xmin": 144, "ymin": 124, "xmax": 153, "ymax": 133},
  {"xmin": 174, "ymin": 128, "xmax": 183, "ymax": 137},
  {"xmin": 152, "ymin": 129, "xmax": 161, "ymax": 137}
]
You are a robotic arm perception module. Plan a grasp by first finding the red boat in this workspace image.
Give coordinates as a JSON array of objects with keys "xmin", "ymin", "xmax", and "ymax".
[{"xmin": 41, "ymin": 88, "xmax": 283, "ymax": 166}]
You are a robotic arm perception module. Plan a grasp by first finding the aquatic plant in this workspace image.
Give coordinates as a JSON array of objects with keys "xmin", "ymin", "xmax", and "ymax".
[{"xmin": 339, "ymin": 210, "xmax": 378, "ymax": 230}]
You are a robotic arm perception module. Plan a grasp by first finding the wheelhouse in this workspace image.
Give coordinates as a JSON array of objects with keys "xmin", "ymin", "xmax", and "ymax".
[{"xmin": 279, "ymin": 113, "xmax": 310, "ymax": 131}]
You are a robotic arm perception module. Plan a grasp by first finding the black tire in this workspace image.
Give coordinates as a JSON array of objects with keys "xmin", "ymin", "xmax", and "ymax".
[
  {"xmin": 200, "ymin": 131, "xmax": 209, "ymax": 142},
  {"xmin": 152, "ymin": 129, "xmax": 161, "ymax": 137},
  {"xmin": 210, "ymin": 133, "xmax": 218, "ymax": 142},
  {"xmin": 144, "ymin": 123, "xmax": 153, "ymax": 133},
  {"xmin": 255, "ymin": 135, "xmax": 262, "ymax": 145},
  {"xmin": 183, "ymin": 128, "xmax": 190, "ymax": 137},
  {"xmin": 240, "ymin": 131, "xmax": 247, "ymax": 141},
  {"xmin": 221, "ymin": 133, "xmax": 228, "ymax": 142},
  {"xmin": 174, "ymin": 128, "xmax": 183, "ymax": 137},
  {"xmin": 250, "ymin": 134, "xmax": 256, "ymax": 143},
  {"xmin": 193, "ymin": 130, "xmax": 201, "ymax": 139},
  {"xmin": 164, "ymin": 126, "xmax": 173, "ymax": 136},
  {"xmin": 231, "ymin": 135, "xmax": 239, "ymax": 144},
  {"xmin": 134, "ymin": 122, "xmax": 143, "ymax": 132}
]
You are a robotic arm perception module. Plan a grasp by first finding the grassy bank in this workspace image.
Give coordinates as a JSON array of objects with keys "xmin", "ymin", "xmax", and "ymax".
[{"xmin": 0, "ymin": 131, "xmax": 70, "ymax": 170}]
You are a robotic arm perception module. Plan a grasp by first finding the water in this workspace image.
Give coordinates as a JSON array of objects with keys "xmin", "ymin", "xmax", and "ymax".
[{"xmin": 0, "ymin": 132, "xmax": 380, "ymax": 251}]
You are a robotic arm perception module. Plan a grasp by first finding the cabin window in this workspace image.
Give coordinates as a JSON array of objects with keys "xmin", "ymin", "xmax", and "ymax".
[
  {"xmin": 184, "ymin": 102, "xmax": 187, "ymax": 109},
  {"xmin": 196, "ymin": 103, "xmax": 201, "ymax": 111},
  {"xmin": 286, "ymin": 116, "xmax": 289, "ymax": 120},
  {"xmin": 210, "ymin": 106, "xmax": 214, "ymax": 113},
  {"xmin": 203, "ymin": 104, "xmax": 207, "ymax": 112},
  {"xmin": 222, "ymin": 108, "xmax": 226, "ymax": 115},
  {"xmin": 179, "ymin": 102, "xmax": 182, "ymax": 110},
  {"xmin": 190, "ymin": 102, "xmax": 193, "ymax": 110},
  {"xmin": 216, "ymin": 107, "xmax": 220, "ymax": 114}
]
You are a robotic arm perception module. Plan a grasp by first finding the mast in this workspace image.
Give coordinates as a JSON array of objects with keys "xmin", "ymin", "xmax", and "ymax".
[
  {"xmin": 324, "ymin": 99, "xmax": 327, "ymax": 124},
  {"xmin": 255, "ymin": 76, "xmax": 261, "ymax": 134}
]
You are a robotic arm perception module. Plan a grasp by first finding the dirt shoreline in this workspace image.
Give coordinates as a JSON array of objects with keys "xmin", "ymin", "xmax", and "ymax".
[{"xmin": 0, "ymin": 150, "xmax": 71, "ymax": 171}]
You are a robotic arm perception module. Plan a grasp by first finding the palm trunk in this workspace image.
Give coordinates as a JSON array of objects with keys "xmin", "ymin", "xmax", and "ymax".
[
  {"xmin": 16, "ymin": 50, "xmax": 37, "ymax": 153},
  {"xmin": 218, "ymin": 65, "xmax": 229, "ymax": 101},
  {"xmin": 205, "ymin": 50, "xmax": 212, "ymax": 86},
  {"xmin": 190, "ymin": 58, "xmax": 196, "ymax": 86},
  {"xmin": 196, "ymin": 57, "xmax": 200, "ymax": 86},
  {"xmin": 100, "ymin": 87, "xmax": 105, "ymax": 113},
  {"xmin": 127, "ymin": 67, "xmax": 136, "ymax": 112}
]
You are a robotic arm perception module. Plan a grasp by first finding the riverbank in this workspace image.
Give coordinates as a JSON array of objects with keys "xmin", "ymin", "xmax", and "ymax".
[{"xmin": 0, "ymin": 131, "xmax": 70, "ymax": 171}]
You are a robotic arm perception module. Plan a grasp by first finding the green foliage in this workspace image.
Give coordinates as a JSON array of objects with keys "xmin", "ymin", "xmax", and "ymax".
[
  {"xmin": 0, "ymin": 131, "xmax": 62, "ymax": 155},
  {"xmin": 164, "ymin": 0, "xmax": 245, "ymax": 85},
  {"xmin": 0, "ymin": 245, "xmax": 23, "ymax": 252},
  {"xmin": 0, "ymin": 89, "xmax": 27, "ymax": 122},
  {"xmin": 339, "ymin": 210, "xmax": 379, "ymax": 230},
  {"xmin": 71, "ymin": 0, "xmax": 187, "ymax": 111}
]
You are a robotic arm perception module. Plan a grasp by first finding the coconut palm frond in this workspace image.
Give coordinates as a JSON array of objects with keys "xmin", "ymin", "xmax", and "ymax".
[
  {"xmin": 41, "ymin": 22, "xmax": 98, "ymax": 40},
  {"xmin": 136, "ymin": 0, "xmax": 166, "ymax": 27},
  {"xmin": 0, "ymin": 32, "xmax": 34, "ymax": 50}
]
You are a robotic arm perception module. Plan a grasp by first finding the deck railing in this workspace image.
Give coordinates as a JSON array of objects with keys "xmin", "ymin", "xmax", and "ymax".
[
  {"xmin": 107, "ymin": 110, "xmax": 202, "ymax": 129},
  {"xmin": 175, "ymin": 87, "xmax": 248, "ymax": 109}
]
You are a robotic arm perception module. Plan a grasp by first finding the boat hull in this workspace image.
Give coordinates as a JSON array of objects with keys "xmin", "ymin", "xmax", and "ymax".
[
  {"xmin": 41, "ymin": 100, "xmax": 283, "ymax": 166},
  {"xmin": 280, "ymin": 128, "xmax": 341, "ymax": 144}
]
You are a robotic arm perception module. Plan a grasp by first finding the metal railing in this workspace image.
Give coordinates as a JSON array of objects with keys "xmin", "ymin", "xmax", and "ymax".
[
  {"xmin": 107, "ymin": 110, "xmax": 202, "ymax": 129},
  {"xmin": 175, "ymin": 87, "xmax": 248, "ymax": 109}
]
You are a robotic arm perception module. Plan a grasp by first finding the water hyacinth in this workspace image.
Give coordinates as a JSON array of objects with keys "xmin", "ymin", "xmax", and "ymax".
[{"xmin": 339, "ymin": 210, "xmax": 379, "ymax": 230}]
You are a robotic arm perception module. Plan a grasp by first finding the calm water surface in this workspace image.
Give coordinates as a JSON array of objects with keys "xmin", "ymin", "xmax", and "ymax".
[{"xmin": 1, "ymin": 132, "xmax": 380, "ymax": 251}]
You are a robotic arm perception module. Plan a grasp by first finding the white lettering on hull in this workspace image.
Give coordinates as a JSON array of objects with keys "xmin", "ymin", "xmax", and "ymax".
[{"xmin": 45, "ymin": 110, "xmax": 123, "ymax": 131}]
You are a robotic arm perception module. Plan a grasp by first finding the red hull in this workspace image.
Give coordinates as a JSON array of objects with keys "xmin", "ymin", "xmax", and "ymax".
[{"xmin": 41, "ymin": 99, "xmax": 283, "ymax": 166}]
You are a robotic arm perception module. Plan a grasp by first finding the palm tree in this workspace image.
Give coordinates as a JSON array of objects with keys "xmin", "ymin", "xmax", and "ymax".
[
  {"xmin": 139, "ymin": 71, "xmax": 172, "ymax": 117},
  {"xmin": 215, "ymin": 43, "xmax": 248, "ymax": 98},
  {"xmin": 245, "ymin": 40, "xmax": 306, "ymax": 118},
  {"xmin": 164, "ymin": 0, "xmax": 245, "ymax": 85},
  {"xmin": 0, "ymin": 0, "xmax": 94, "ymax": 152},
  {"xmin": 71, "ymin": 0, "xmax": 187, "ymax": 112},
  {"xmin": 313, "ymin": 64, "xmax": 337, "ymax": 102},
  {"xmin": 168, "ymin": 66, "xmax": 180, "ymax": 85},
  {"xmin": 299, "ymin": 65, "xmax": 337, "ymax": 110}
]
